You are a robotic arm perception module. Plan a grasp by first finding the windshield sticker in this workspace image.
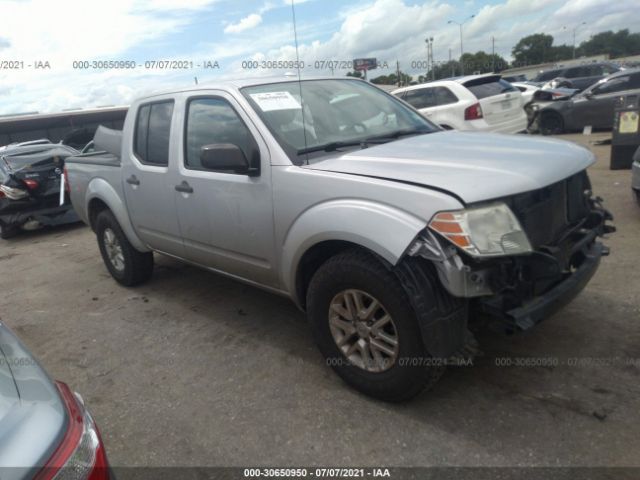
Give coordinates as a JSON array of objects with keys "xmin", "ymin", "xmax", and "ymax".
[{"xmin": 250, "ymin": 91, "xmax": 302, "ymax": 112}]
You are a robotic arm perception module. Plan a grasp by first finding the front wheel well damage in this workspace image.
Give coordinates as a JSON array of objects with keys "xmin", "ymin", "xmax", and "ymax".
[{"xmin": 296, "ymin": 240, "xmax": 384, "ymax": 310}]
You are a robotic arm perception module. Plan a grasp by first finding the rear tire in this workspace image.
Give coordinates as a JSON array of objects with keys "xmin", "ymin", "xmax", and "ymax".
[
  {"xmin": 95, "ymin": 210, "xmax": 153, "ymax": 286},
  {"xmin": 306, "ymin": 249, "xmax": 450, "ymax": 402},
  {"xmin": 540, "ymin": 111, "xmax": 564, "ymax": 135},
  {"xmin": 0, "ymin": 222, "xmax": 20, "ymax": 240}
]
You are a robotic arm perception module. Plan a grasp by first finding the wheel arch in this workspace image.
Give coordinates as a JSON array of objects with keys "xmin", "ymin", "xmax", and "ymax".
[
  {"xmin": 282, "ymin": 199, "xmax": 427, "ymax": 308},
  {"xmin": 85, "ymin": 178, "xmax": 149, "ymax": 252}
]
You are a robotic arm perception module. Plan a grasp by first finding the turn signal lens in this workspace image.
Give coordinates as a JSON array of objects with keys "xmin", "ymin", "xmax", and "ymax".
[{"xmin": 429, "ymin": 203, "xmax": 532, "ymax": 257}]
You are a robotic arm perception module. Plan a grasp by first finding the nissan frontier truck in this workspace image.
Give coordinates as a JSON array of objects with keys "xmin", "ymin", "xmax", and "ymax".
[{"xmin": 65, "ymin": 77, "xmax": 614, "ymax": 401}]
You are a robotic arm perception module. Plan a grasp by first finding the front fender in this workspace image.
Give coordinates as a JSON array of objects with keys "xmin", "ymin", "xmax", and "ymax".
[
  {"xmin": 281, "ymin": 199, "xmax": 427, "ymax": 301},
  {"xmin": 86, "ymin": 178, "xmax": 149, "ymax": 252}
]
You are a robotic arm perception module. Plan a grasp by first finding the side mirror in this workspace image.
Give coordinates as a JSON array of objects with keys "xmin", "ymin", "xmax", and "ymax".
[
  {"xmin": 200, "ymin": 144, "xmax": 256, "ymax": 175},
  {"xmin": 584, "ymin": 92, "xmax": 594, "ymax": 100}
]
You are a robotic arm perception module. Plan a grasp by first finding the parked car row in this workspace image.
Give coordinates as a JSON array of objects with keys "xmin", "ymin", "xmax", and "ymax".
[
  {"xmin": 536, "ymin": 68, "xmax": 640, "ymax": 135},
  {"xmin": 531, "ymin": 61, "xmax": 621, "ymax": 91},
  {"xmin": 389, "ymin": 66, "xmax": 640, "ymax": 137}
]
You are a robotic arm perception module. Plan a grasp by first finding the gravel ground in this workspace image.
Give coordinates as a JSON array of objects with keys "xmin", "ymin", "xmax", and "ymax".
[{"xmin": 0, "ymin": 132, "xmax": 638, "ymax": 468}]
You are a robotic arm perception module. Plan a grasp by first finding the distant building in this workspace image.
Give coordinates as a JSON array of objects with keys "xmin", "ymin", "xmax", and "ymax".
[{"xmin": 0, "ymin": 106, "xmax": 128, "ymax": 148}]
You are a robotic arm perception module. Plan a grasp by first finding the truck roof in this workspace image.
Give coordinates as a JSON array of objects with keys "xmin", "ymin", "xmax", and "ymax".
[{"xmin": 137, "ymin": 75, "xmax": 364, "ymax": 101}]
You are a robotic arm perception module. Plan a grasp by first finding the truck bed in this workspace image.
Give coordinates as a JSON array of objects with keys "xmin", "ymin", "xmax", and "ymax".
[{"xmin": 65, "ymin": 151, "xmax": 123, "ymax": 227}]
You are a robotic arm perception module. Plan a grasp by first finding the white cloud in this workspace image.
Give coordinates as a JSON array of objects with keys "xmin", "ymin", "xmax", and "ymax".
[
  {"xmin": 1, "ymin": 0, "xmax": 639, "ymax": 115},
  {"xmin": 224, "ymin": 13, "xmax": 263, "ymax": 33}
]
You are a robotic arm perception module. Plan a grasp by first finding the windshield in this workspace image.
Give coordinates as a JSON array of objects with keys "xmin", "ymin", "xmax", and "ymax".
[{"xmin": 241, "ymin": 79, "xmax": 437, "ymax": 164}]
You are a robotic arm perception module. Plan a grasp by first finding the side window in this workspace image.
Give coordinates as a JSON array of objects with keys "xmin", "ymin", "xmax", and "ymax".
[
  {"xmin": 403, "ymin": 89, "xmax": 425, "ymax": 108},
  {"xmin": 134, "ymin": 101, "xmax": 174, "ymax": 166},
  {"xmin": 185, "ymin": 97, "xmax": 255, "ymax": 171},
  {"xmin": 593, "ymin": 76, "xmax": 631, "ymax": 95},
  {"xmin": 404, "ymin": 88, "xmax": 435, "ymax": 109},
  {"xmin": 588, "ymin": 65, "xmax": 604, "ymax": 76},
  {"xmin": 564, "ymin": 67, "xmax": 584, "ymax": 78},
  {"xmin": 433, "ymin": 87, "xmax": 458, "ymax": 106},
  {"xmin": 602, "ymin": 64, "xmax": 619, "ymax": 75}
]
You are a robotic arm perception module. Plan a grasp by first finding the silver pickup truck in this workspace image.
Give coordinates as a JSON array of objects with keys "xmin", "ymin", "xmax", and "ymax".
[{"xmin": 66, "ymin": 77, "xmax": 614, "ymax": 401}]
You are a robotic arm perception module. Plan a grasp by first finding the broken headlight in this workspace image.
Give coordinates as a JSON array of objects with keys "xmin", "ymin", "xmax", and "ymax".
[{"xmin": 428, "ymin": 203, "xmax": 532, "ymax": 257}]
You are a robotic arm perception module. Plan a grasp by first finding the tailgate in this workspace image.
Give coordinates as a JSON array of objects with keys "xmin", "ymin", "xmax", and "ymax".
[{"xmin": 463, "ymin": 76, "xmax": 524, "ymax": 125}]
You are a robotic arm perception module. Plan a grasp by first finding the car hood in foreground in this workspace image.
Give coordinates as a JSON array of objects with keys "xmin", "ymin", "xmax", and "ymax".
[
  {"xmin": 304, "ymin": 131, "xmax": 595, "ymax": 204},
  {"xmin": 0, "ymin": 322, "xmax": 66, "ymax": 479}
]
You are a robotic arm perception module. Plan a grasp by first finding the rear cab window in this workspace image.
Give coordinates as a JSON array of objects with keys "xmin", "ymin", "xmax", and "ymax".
[
  {"xmin": 463, "ymin": 77, "xmax": 517, "ymax": 100},
  {"xmin": 134, "ymin": 100, "xmax": 174, "ymax": 166}
]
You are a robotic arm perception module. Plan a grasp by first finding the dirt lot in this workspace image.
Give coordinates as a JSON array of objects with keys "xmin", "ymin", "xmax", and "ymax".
[{"xmin": 1, "ymin": 132, "xmax": 639, "ymax": 468}]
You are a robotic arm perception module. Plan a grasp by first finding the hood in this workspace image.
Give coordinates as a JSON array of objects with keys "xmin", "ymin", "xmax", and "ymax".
[{"xmin": 304, "ymin": 131, "xmax": 595, "ymax": 204}]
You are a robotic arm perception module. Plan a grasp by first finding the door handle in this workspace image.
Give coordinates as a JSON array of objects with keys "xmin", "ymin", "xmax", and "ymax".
[
  {"xmin": 175, "ymin": 181, "xmax": 194, "ymax": 194},
  {"xmin": 126, "ymin": 175, "xmax": 140, "ymax": 186}
]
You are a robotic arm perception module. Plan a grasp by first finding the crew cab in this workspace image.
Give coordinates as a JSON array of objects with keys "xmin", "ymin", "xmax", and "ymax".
[{"xmin": 66, "ymin": 77, "xmax": 614, "ymax": 401}]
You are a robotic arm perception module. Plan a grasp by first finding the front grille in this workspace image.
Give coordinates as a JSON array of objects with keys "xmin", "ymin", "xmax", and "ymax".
[{"xmin": 505, "ymin": 171, "xmax": 592, "ymax": 249}]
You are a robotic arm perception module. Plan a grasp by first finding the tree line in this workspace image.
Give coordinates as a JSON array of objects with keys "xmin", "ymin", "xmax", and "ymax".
[{"xmin": 354, "ymin": 28, "xmax": 640, "ymax": 85}]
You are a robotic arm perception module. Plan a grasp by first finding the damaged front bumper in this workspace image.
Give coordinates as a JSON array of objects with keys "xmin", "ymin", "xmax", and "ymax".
[{"xmin": 409, "ymin": 201, "xmax": 615, "ymax": 332}]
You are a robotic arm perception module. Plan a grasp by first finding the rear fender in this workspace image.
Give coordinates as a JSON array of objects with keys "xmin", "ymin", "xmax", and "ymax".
[{"xmin": 86, "ymin": 178, "xmax": 148, "ymax": 252}]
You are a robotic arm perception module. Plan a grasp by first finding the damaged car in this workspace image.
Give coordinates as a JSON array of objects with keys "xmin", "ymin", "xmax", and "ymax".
[
  {"xmin": 537, "ymin": 69, "xmax": 640, "ymax": 135},
  {"xmin": 66, "ymin": 77, "xmax": 614, "ymax": 401},
  {"xmin": 0, "ymin": 140, "xmax": 79, "ymax": 239}
]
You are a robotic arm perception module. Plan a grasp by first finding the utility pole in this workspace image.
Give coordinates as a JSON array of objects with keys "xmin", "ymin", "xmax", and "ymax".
[
  {"xmin": 449, "ymin": 48, "xmax": 454, "ymax": 77},
  {"xmin": 448, "ymin": 15, "xmax": 475, "ymax": 75},
  {"xmin": 396, "ymin": 60, "xmax": 401, "ymax": 87},
  {"xmin": 491, "ymin": 36, "xmax": 495, "ymax": 72},
  {"xmin": 563, "ymin": 22, "xmax": 587, "ymax": 59},
  {"xmin": 425, "ymin": 37, "xmax": 434, "ymax": 81}
]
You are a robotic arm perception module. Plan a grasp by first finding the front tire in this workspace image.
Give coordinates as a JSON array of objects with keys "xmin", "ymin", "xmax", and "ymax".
[
  {"xmin": 0, "ymin": 222, "xmax": 20, "ymax": 240},
  {"xmin": 306, "ymin": 249, "xmax": 449, "ymax": 402},
  {"xmin": 540, "ymin": 111, "xmax": 564, "ymax": 135},
  {"xmin": 95, "ymin": 210, "xmax": 153, "ymax": 286}
]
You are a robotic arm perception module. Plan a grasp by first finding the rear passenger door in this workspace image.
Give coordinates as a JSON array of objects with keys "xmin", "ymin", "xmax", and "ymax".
[
  {"xmin": 424, "ymin": 86, "xmax": 459, "ymax": 127},
  {"xmin": 173, "ymin": 91, "xmax": 278, "ymax": 287},
  {"xmin": 122, "ymin": 98, "xmax": 184, "ymax": 256}
]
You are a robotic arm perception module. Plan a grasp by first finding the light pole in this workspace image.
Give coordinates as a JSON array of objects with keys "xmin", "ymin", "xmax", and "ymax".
[
  {"xmin": 563, "ymin": 22, "xmax": 586, "ymax": 59},
  {"xmin": 448, "ymin": 15, "xmax": 475, "ymax": 74},
  {"xmin": 425, "ymin": 36, "xmax": 434, "ymax": 80}
]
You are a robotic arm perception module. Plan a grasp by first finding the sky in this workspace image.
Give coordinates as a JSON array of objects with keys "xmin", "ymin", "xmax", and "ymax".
[{"xmin": 0, "ymin": 0, "xmax": 638, "ymax": 115}]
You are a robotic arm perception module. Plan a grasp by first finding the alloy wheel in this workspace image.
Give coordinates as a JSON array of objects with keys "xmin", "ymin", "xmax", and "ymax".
[
  {"xmin": 103, "ymin": 228, "xmax": 125, "ymax": 272},
  {"xmin": 328, "ymin": 289, "xmax": 399, "ymax": 373}
]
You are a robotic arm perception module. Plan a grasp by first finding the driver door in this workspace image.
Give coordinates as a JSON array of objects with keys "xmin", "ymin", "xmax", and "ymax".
[{"xmin": 172, "ymin": 91, "xmax": 278, "ymax": 288}]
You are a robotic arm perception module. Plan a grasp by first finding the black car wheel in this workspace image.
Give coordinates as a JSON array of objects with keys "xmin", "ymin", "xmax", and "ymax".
[
  {"xmin": 540, "ymin": 112, "xmax": 565, "ymax": 135},
  {"xmin": 306, "ymin": 249, "xmax": 459, "ymax": 402},
  {"xmin": 95, "ymin": 210, "xmax": 154, "ymax": 286},
  {"xmin": 0, "ymin": 222, "xmax": 20, "ymax": 240}
]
